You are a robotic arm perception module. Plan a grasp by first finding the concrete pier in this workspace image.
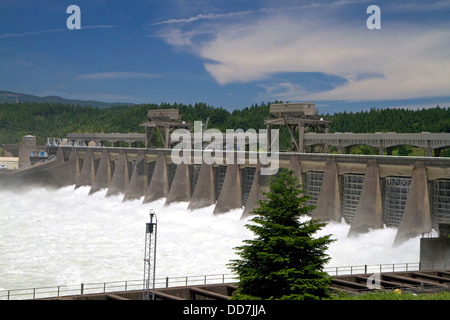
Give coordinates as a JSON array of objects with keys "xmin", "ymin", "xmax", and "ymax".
[
  {"xmin": 106, "ymin": 150, "xmax": 129, "ymax": 197},
  {"xmin": 165, "ymin": 163, "xmax": 191, "ymax": 205},
  {"xmin": 76, "ymin": 149, "xmax": 95, "ymax": 188},
  {"xmin": 241, "ymin": 162, "xmax": 269, "ymax": 219},
  {"xmin": 311, "ymin": 159, "xmax": 341, "ymax": 222},
  {"xmin": 89, "ymin": 149, "xmax": 112, "ymax": 195},
  {"xmin": 188, "ymin": 162, "xmax": 216, "ymax": 210},
  {"xmin": 348, "ymin": 159, "xmax": 383, "ymax": 236},
  {"xmin": 123, "ymin": 151, "xmax": 148, "ymax": 201},
  {"xmin": 394, "ymin": 161, "xmax": 432, "ymax": 246},
  {"xmin": 213, "ymin": 162, "xmax": 242, "ymax": 215},
  {"xmin": 143, "ymin": 152, "xmax": 169, "ymax": 203}
]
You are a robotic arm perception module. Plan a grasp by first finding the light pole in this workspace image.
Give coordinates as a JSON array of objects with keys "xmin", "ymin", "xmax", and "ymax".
[{"xmin": 143, "ymin": 209, "xmax": 157, "ymax": 300}]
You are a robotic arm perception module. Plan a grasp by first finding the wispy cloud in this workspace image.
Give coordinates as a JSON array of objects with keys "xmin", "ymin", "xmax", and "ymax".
[
  {"xmin": 155, "ymin": 0, "xmax": 450, "ymax": 102},
  {"xmin": 0, "ymin": 28, "xmax": 65, "ymax": 39},
  {"xmin": 77, "ymin": 72, "xmax": 159, "ymax": 80},
  {"xmin": 149, "ymin": 11, "xmax": 255, "ymax": 26},
  {"xmin": 0, "ymin": 25, "xmax": 116, "ymax": 39},
  {"xmin": 82, "ymin": 25, "xmax": 116, "ymax": 29}
]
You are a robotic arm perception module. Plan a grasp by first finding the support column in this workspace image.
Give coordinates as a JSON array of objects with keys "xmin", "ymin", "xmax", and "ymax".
[
  {"xmin": 240, "ymin": 162, "xmax": 270, "ymax": 219},
  {"xmin": 213, "ymin": 162, "xmax": 242, "ymax": 215},
  {"xmin": 123, "ymin": 151, "xmax": 148, "ymax": 201},
  {"xmin": 288, "ymin": 155, "xmax": 302, "ymax": 183},
  {"xmin": 378, "ymin": 140, "xmax": 384, "ymax": 155},
  {"xmin": 188, "ymin": 162, "xmax": 215, "ymax": 210},
  {"xmin": 298, "ymin": 123, "xmax": 306, "ymax": 153},
  {"xmin": 69, "ymin": 148, "xmax": 81, "ymax": 185},
  {"xmin": 143, "ymin": 152, "xmax": 168, "ymax": 203},
  {"xmin": 89, "ymin": 149, "xmax": 111, "ymax": 195},
  {"xmin": 106, "ymin": 150, "xmax": 129, "ymax": 197},
  {"xmin": 348, "ymin": 159, "xmax": 383, "ymax": 236},
  {"xmin": 76, "ymin": 149, "xmax": 95, "ymax": 188},
  {"xmin": 165, "ymin": 163, "xmax": 191, "ymax": 205},
  {"xmin": 18, "ymin": 135, "xmax": 36, "ymax": 169},
  {"xmin": 393, "ymin": 161, "xmax": 432, "ymax": 246},
  {"xmin": 165, "ymin": 125, "xmax": 170, "ymax": 149},
  {"xmin": 266, "ymin": 123, "xmax": 272, "ymax": 151},
  {"xmin": 311, "ymin": 159, "xmax": 341, "ymax": 222}
]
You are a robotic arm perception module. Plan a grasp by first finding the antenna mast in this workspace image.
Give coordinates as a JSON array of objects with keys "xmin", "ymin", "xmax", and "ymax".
[{"xmin": 143, "ymin": 209, "xmax": 157, "ymax": 300}]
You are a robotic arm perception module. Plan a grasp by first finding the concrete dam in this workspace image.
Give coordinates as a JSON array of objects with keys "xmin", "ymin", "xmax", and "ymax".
[{"xmin": 6, "ymin": 145, "xmax": 450, "ymax": 247}]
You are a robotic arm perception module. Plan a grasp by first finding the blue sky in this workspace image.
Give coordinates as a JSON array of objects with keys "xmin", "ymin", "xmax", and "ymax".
[{"xmin": 1, "ymin": 0, "xmax": 450, "ymax": 113}]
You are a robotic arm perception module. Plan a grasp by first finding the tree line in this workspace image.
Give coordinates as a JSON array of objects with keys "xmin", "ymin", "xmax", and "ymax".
[{"xmin": 0, "ymin": 101, "xmax": 448, "ymax": 154}]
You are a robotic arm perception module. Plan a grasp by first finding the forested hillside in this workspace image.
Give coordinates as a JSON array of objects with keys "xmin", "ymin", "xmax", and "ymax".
[
  {"xmin": 328, "ymin": 107, "xmax": 450, "ymax": 133},
  {"xmin": 0, "ymin": 101, "xmax": 449, "ymax": 154}
]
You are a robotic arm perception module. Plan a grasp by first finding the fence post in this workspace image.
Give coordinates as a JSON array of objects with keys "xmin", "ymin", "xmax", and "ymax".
[
  {"xmin": 81, "ymin": 283, "xmax": 84, "ymax": 295},
  {"xmin": 364, "ymin": 265, "xmax": 367, "ymax": 274},
  {"xmin": 166, "ymin": 277, "xmax": 169, "ymax": 288}
]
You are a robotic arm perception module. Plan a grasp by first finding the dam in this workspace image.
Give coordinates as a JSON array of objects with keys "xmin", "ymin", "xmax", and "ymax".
[
  {"xmin": 1, "ymin": 104, "xmax": 449, "ymax": 248},
  {"xmin": 4, "ymin": 144, "xmax": 450, "ymax": 247}
]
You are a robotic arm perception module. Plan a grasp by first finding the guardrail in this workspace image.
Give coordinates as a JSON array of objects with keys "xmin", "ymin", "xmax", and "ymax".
[
  {"xmin": 1, "ymin": 262, "xmax": 448, "ymax": 300},
  {"xmin": 0, "ymin": 273, "xmax": 238, "ymax": 300}
]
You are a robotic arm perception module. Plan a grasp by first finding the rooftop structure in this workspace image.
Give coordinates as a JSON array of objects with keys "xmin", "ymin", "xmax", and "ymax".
[
  {"xmin": 140, "ymin": 109, "xmax": 191, "ymax": 148},
  {"xmin": 265, "ymin": 102, "xmax": 331, "ymax": 152}
]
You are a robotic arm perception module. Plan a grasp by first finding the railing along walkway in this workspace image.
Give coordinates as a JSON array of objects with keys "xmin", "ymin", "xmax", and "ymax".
[{"xmin": 1, "ymin": 261, "xmax": 448, "ymax": 300}]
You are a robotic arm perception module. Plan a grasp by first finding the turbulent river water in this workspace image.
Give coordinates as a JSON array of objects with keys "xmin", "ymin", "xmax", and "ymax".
[{"xmin": 0, "ymin": 185, "xmax": 420, "ymax": 291}]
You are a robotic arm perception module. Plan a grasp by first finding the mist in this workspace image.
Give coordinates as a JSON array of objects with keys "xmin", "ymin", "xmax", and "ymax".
[{"xmin": 0, "ymin": 185, "xmax": 420, "ymax": 291}]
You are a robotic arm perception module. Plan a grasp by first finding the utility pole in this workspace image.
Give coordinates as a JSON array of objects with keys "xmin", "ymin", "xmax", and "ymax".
[{"xmin": 143, "ymin": 209, "xmax": 157, "ymax": 300}]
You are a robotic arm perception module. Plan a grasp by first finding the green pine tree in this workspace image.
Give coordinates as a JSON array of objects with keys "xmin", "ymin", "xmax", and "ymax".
[{"xmin": 228, "ymin": 168, "xmax": 334, "ymax": 300}]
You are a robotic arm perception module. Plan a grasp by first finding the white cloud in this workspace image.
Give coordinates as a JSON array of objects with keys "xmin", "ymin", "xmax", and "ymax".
[
  {"xmin": 150, "ymin": 11, "xmax": 256, "ymax": 25},
  {"xmin": 0, "ymin": 28, "xmax": 65, "ymax": 39},
  {"xmin": 77, "ymin": 72, "xmax": 159, "ymax": 80},
  {"xmin": 156, "ymin": 2, "xmax": 450, "ymax": 102}
]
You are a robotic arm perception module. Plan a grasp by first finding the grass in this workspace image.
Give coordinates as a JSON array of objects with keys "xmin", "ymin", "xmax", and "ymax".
[{"xmin": 330, "ymin": 290, "xmax": 450, "ymax": 300}]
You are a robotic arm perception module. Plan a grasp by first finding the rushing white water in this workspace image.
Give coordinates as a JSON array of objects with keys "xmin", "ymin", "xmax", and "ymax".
[{"xmin": 0, "ymin": 185, "xmax": 420, "ymax": 291}]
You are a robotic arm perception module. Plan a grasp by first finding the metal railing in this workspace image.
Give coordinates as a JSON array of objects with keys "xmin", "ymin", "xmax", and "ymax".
[
  {"xmin": 324, "ymin": 261, "xmax": 449, "ymax": 276},
  {"xmin": 1, "ymin": 262, "xmax": 448, "ymax": 300},
  {"xmin": 0, "ymin": 273, "xmax": 238, "ymax": 300}
]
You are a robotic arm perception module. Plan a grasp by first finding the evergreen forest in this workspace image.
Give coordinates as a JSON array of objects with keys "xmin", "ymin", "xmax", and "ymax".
[{"xmin": 0, "ymin": 101, "xmax": 449, "ymax": 156}]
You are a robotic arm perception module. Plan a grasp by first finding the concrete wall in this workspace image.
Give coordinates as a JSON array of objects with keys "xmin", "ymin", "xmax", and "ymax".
[
  {"xmin": 8, "ymin": 147, "xmax": 450, "ymax": 246},
  {"xmin": 420, "ymin": 237, "xmax": 450, "ymax": 269}
]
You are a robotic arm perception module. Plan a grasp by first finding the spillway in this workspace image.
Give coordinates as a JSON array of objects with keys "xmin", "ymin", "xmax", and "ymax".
[{"xmin": 0, "ymin": 184, "xmax": 421, "ymax": 291}]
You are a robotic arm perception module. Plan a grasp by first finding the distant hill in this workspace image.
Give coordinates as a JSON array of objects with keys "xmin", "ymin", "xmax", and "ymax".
[{"xmin": 0, "ymin": 90, "xmax": 134, "ymax": 108}]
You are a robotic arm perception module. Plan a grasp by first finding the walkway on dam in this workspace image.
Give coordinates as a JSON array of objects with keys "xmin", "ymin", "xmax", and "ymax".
[
  {"xmin": 304, "ymin": 132, "xmax": 450, "ymax": 156},
  {"xmin": 62, "ymin": 132, "xmax": 450, "ymax": 156},
  {"xmin": 2, "ymin": 262, "xmax": 448, "ymax": 300},
  {"xmin": 33, "ymin": 268, "xmax": 450, "ymax": 300}
]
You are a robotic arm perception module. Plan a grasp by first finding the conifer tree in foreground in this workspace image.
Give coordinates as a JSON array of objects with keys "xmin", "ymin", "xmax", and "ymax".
[{"xmin": 229, "ymin": 168, "xmax": 334, "ymax": 300}]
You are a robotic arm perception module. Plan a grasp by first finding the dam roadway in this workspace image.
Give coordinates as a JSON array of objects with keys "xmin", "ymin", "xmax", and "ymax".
[{"xmin": 3, "ymin": 146, "xmax": 450, "ymax": 246}]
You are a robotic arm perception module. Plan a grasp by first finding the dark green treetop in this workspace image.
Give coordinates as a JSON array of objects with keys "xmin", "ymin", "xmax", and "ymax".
[{"xmin": 228, "ymin": 168, "xmax": 334, "ymax": 300}]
